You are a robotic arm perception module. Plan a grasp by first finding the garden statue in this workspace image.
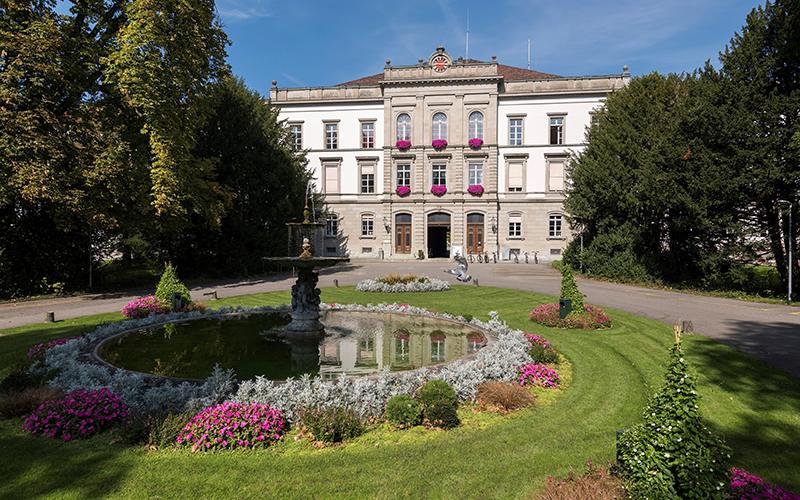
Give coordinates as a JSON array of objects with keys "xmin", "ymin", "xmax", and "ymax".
[{"xmin": 444, "ymin": 253, "xmax": 472, "ymax": 282}]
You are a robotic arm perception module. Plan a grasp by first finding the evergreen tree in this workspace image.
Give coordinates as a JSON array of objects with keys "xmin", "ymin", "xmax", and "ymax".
[
  {"xmin": 559, "ymin": 264, "xmax": 584, "ymax": 312},
  {"xmin": 155, "ymin": 264, "xmax": 192, "ymax": 310},
  {"xmin": 617, "ymin": 333, "xmax": 731, "ymax": 498}
]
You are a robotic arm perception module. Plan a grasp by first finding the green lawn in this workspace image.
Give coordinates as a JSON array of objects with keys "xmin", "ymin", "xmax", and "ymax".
[{"xmin": 1, "ymin": 286, "xmax": 799, "ymax": 498}]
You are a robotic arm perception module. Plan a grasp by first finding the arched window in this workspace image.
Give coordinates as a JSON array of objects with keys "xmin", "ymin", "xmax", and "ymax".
[
  {"xmin": 432, "ymin": 112, "xmax": 448, "ymax": 141},
  {"xmin": 468, "ymin": 111, "xmax": 484, "ymax": 140},
  {"xmin": 396, "ymin": 113, "xmax": 411, "ymax": 141}
]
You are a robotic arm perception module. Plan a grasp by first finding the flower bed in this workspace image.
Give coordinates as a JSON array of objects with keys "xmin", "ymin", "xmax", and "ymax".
[
  {"xmin": 22, "ymin": 388, "xmax": 128, "ymax": 441},
  {"xmin": 467, "ymin": 184, "xmax": 484, "ymax": 196},
  {"xmin": 529, "ymin": 303, "xmax": 612, "ymax": 330},
  {"xmin": 396, "ymin": 140, "xmax": 411, "ymax": 150},
  {"xmin": 518, "ymin": 363, "xmax": 560, "ymax": 388},
  {"xmin": 468, "ymin": 138, "xmax": 483, "ymax": 148},
  {"xmin": 356, "ymin": 275, "xmax": 450, "ymax": 293},
  {"xmin": 395, "ymin": 185, "xmax": 411, "ymax": 197},
  {"xmin": 729, "ymin": 467, "xmax": 800, "ymax": 499},
  {"xmin": 122, "ymin": 295, "xmax": 166, "ymax": 319},
  {"xmin": 431, "ymin": 185, "xmax": 447, "ymax": 196},
  {"xmin": 27, "ymin": 336, "xmax": 82, "ymax": 360},
  {"xmin": 431, "ymin": 139, "xmax": 447, "ymax": 150},
  {"xmin": 177, "ymin": 402, "xmax": 285, "ymax": 452}
]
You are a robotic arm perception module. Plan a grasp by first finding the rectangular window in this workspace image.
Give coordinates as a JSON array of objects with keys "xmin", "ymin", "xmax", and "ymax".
[
  {"xmin": 324, "ymin": 164, "xmax": 339, "ymax": 193},
  {"xmin": 508, "ymin": 214, "xmax": 522, "ymax": 238},
  {"xmin": 509, "ymin": 118, "xmax": 523, "ymax": 146},
  {"xmin": 360, "ymin": 164, "xmax": 375, "ymax": 193},
  {"xmin": 325, "ymin": 123, "xmax": 338, "ymax": 149},
  {"xmin": 361, "ymin": 215, "xmax": 374, "ymax": 237},
  {"xmin": 396, "ymin": 164, "xmax": 411, "ymax": 187},
  {"xmin": 432, "ymin": 164, "xmax": 446, "ymax": 186},
  {"xmin": 325, "ymin": 214, "xmax": 338, "ymax": 237},
  {"xmin": 468, "ymin": 162, "xmax": 483, "ymax": 186},
  {"xmin": 361, "ymin": 122, "xmax": 375, "ymax": 149},
  {"xmin": 508, "ymin": 162, "xmax": 523, "ymax": 192},
  {"xmin": 549, "ymin": 116, "xmax": 564, "ymax": 145},
  {"xmin": 290, "ymin": 124, "xmax": 302, "ymax": 150},
  {"xmin": 548, "ymin": 160, "xmax": 565, "ymax": 191},
  {"xmin": 549, "ymin": 214, "xmax": 563, "ymax": 238}
]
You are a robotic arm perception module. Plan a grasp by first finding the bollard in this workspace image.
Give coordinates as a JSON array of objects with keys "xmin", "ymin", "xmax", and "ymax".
[
  {"xmin": 525, "ymin": 252, "xmax": 529, "ymax": 263},
  {"xmin": 334, "ymin": 279, "xmax": 339, "ymax": 288},
  {"xmin": 45, "ymin": 311, "xmax": 55, "ymax": 323},
  {"xmin": 492, "ymin": 252, "xmax": 497, "ymax": 263}
]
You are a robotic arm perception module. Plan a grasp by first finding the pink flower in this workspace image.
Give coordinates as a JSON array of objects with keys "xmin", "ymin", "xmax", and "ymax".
[
  {"xmin": 430, "ymin": 185, "xmax": 447, "ymax": 196},
  {"xmin": 518, "ymin": 363, "xmax": 560, "ymax": 388},
  {"xmin": 121, "ymin": 295, "xmax": 165, "ymax": 319},
  {"xmin": 395, "ymin": 185, "xmax": 411, "ymax": 197},
  {"xmin": 176, "ymin": 402, "xmax": 285, "ymax": 452},
  {"xmin": 431, "ymin": 139, "xmax": 448, "ymax": 150},
  {"xmin": 468, "ymin": 138, "xmax": 483, "ymax": 148},
  {"xmin": 467, "ymin": 184, "xmax": 484, "ymax": 196},
  {"xmin": 396, "ymin": 140, "xmax": 411, "ymax": 150}
]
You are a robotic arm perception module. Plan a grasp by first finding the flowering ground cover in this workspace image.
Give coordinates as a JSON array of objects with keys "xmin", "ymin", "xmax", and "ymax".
[{"xmin": 0, "ymin": 287, "xmax": 798, "ymax": 497}]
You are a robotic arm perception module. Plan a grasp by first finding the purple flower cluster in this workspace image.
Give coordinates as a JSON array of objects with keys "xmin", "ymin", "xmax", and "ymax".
[
  {"xmin": 431, "ymin": 185, "xmax": 447, "ymax": 196},
  {"xmin": 431, "ymin": 139, "xmax": 448, "ymax": 149},
  {"xmin": 730, "ymin": 467, "xmax": 800, "ymax": 499},
  {"xmin": 518, "ymin": 363, "xmax": 560, "ymax": 388},
  {"xmin": 27, "ymin": 336, "xmax": 82, "ymax": 360},
  {"xmin": 22, "ymin": 388, "xmax": 128, "ymax": 441},
  {"xmin": 121, "ymin": 294, "xmax": 166, "ymax": 319},
  {"xmin": 395, "ymin": 185, "xmax": 411, "ymax": 197},
  {"xmin": 396, "ymin": 140, "xmax": 412, "ymax": 150},
  {"xmin": 176, "ymin": 402, "xmax": 285, "ymax": 452},
  {"xmin": 467, "ymin": 184, "xmax": 484, "ymax": 196},
  {"xmin": 468, "ymin": 138, "xmax": 483, "ymax": 148},
  {"xmin": 525, "ymin": 333, "xmax": 551, "ymax": 350},
  {"xmin": 529, "ymin": 302, "xmax": 612, "ymax": 329}
]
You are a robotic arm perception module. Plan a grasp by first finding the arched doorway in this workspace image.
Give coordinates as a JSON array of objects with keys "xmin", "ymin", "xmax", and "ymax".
[
  {"xmin": 427, "ymin": 212, "xmax": 451, "ymax": 258},
  {"xmin": 466, "ymin": 213, "xmax": 484, "ymax": 254},
  {"xmin": 395, "ymin": 213, "xmax": 412, "ymax": 254}
]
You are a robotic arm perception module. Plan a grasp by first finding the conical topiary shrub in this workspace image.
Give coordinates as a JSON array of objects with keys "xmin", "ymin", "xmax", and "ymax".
[
  {"xmin": 559, "ymin": 264, "xmax": 584, "ymax": 312},
  {"xmin": 155, "ymin": 264, "xmax": 192, "ymax": 311},
  {"xmin": 617, "ymin": 330, "xmax": 731, "ymax": 498}
]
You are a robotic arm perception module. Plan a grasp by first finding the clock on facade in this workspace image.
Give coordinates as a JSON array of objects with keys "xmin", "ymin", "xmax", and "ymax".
[{"xmin": 431, "ymin": 54, "xmax": 449, "ymax": 73}]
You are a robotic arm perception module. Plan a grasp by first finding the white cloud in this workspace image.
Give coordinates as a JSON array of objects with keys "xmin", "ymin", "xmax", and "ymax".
[{"xmin": 217, "ymin": 0, "xmax": 272, "ymax": 22}]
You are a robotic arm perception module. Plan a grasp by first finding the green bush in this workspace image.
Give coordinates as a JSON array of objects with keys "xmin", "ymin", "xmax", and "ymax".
[
  {"xmin": 617, "ymin": 338, "xmax": 731, "ymax": 498},
  {"xmin": 299, "ymin": 406, "xmax": 364, "ymax": 444},
  {"xmin": 384, "ymin": 394, "xmax": 422, "ymax": 428},
  {"xmin": 155, "ymin": 264, "xmax": 192, "ymax": 311},
  {"xmin": 417, "ymin": 380, "xmax": 459, "ymax": 429},
  {"xmin": 121, "ymin": 411, "xmax": 196, "ymax": 449},
  {"xmin": 0, "ymin": 364, "xmax": 44, "ymax": 394},
  {"xmin": 530, "ymin": 343, "xmax": 559, "ymax": 364},
  {"xmin": 0, "ymin": 387, "xmax": 63, "ymax": 419},
  {"xmin": 559, "ymin": 264, "xmax": 584, "ymax": 312}
]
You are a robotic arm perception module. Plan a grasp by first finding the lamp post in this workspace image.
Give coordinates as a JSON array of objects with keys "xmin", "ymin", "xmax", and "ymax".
[{"xmin": 779, "ymin": 200, "xmax": 793, "ymax": 303}]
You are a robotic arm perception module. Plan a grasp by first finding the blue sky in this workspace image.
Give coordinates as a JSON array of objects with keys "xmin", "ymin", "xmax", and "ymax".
[{"xmin": 219, "ymin": 0, "xmax": 762, "ymax": 92}]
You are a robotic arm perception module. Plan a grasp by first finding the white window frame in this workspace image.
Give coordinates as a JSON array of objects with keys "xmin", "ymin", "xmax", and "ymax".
[
  {"xmin": 361, "ymin": 121, "xmax": 375, "ymax": 149},
  {"xmin": 508, "ymin": 214, "xmax": 522, "ymax": 238},
  {"xmin": 468, "ymin": 161, "xmax": 483, "ymax": 186},
  {"xmin": 360, "ymin": 170, "xmax": 375, "ymax": 193},
  {"xmin": 396, "ymin": 164, "xmax": 411, "ymax": 187},
  {"xmin": 289, "ymin": 123, "xmax": 302, "ymax": 150},
  {"xmin": 509, "ymin": 118, "xmax": 523, "ymax": 146},
  {"xmin": 432, "ymin": 164, "xmax": 447, "ymax": 186},
  {"xmin": 549, "ymin": 116, "xmax": 565, "ymax": 145},
  {"xmin": 432, "ymin": 112, "xmax": 448, "ymax": 141},
  {"xmin": 549, "ymin": 214, "xmax": 563, "ymax": 238},
  {"xmin": 325, "ymin": 213, "xmax": 338, "ymax": 238},
  {"xmin": 396, "ymin": 113, "xmax": 411, "ymax": 141},
  {"xmin": 325, "ymin": 122, "xmax": 338, "ymax": 149},
  {"xmin": 468, "ymin": 111, "xmax": 484, "ymax": 140},
  {"xmin": 361, "ymin": 214, "xmax": 374, "ymax": 237}
]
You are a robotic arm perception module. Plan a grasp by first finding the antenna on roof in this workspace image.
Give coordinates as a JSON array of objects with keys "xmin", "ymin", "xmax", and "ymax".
[
  {"xmin": 465, "ymin": 8, "xmax": 470, "ymax": 60},
  {"xmin": 527, "ymin": 39, "xmax": 531, "ymax": 70}
]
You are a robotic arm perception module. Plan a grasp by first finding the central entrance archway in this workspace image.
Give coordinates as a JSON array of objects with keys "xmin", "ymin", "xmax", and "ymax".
[{"xmin": 427, "ymin": 212, "xmax": 451, "ymax": 258}]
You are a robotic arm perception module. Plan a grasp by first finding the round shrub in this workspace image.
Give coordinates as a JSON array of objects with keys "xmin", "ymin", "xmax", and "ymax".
[
  {"xmin": 417, "ymin": 379, "xmax": 457, "ymax": 408},
  {"xmin": 176, "ymin": 402, "xmax": 285, "ymax": 452},
  {"xmin": 155, "ymin": 264, "xmax": 192, "ymax": 311},
  {"xmin": 385, "ymin": 394, "xmax": 422, "ymax": 428},
  {"xmin": 525, "ymin": 334, "xmax": 559, "ymax": 364},
  {"xmin": 517, "ymin": 363, "xmax": 560, "ymax": 388},
  {"xmin": 424, "ymin": 402, "xmax": 460, "ymax": 429},
  {"xmin": 299, "ymin": 406, "xmax": 364, "ymax": 444},
  {"xmin": 121, "ymin": 295, "xmax": 165, "ymax": 319},
  {"xmin": 22, "ymin": 388, "xmax": 128, "ymax": 441}
]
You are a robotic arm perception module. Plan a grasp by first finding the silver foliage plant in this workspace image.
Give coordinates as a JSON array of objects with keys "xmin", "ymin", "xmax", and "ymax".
[
  {"xmin": 233, "ymin": 305, "xmax": 531, "ymax": 422},
  {"xmin": 355, "ymin": 277, "xmax": 451, "ymax": 293},
  {"xmin": 29, "ymin": 303, "xmax": 530, "ymax": 421}
]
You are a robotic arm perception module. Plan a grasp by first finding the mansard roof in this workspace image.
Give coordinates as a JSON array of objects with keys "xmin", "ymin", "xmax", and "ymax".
[{"xmin": 336, "ymin": 60, "xmax": 560, "ymax": 87}]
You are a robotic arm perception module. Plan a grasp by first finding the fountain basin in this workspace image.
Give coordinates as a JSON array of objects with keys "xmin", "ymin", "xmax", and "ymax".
[{"xmin": 95, "ymin": 309, "xmax": 491, "ymax": 381}]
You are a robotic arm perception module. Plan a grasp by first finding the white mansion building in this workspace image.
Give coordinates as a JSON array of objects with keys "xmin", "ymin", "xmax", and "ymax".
[{"xmin": 270, "ymin": 47, "xmax": 629, "ymax": 261}]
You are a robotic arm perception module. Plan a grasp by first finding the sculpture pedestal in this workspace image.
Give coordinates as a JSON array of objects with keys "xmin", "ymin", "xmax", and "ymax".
[{"xmin": 288, "ymin": 267, "xmax": 324, "ymax": 334}]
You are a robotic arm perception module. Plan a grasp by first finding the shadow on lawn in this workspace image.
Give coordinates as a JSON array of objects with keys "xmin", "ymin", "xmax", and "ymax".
[
  {"xmin": 0, "ymin": 427, "xmax": 133, "ymax": 497},
  {"xmin": 687, "ymin": 330, "xmax": 800, "ymax": 490}
]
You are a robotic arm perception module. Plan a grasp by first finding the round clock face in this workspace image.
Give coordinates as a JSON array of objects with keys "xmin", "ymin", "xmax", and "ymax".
[{"xmin": 431, "ymin": 55, "xmax": 449, "ymax": 73}]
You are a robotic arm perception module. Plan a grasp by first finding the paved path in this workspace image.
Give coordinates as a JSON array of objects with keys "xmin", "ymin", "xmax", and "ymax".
[{"xmin": 2, "ymin": 260, "xmax": 798, "ymax": 377}]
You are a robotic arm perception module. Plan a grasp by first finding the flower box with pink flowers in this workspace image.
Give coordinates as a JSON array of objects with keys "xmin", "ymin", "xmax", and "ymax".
[
  {"xmin": 430, "ymin": 185, "xmax": 447, "ymax": 196},
  {"xmin": 395, "ymin": 140, "xmax": 411, "ymax": 150},
  {"xmin": 431, "ymin": 139, "xmax": 448, "ymax": 150},
  {"xmin": 468, "ymin": 138, "xmax": 483, "ymax": 149},
  {"xmin": 395, "ymin": 185, "xmax": 411, "ymax": 197},
  {"xmin": 467, "ymin": 184, "xmax": 484, "ymax": 196}
]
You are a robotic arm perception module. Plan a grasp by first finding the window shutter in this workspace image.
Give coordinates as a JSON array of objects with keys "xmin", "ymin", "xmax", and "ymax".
[
  {"xmin": 325, "ymin": 165, "xmax": 339, "ymax": 193},
  {"xmin": 361, "ymin": 164, "xmax": 374, "ymax": 176},
  {"xmin": 549, "ymin": 161, "xmax": 564, "ymax": 191},
  {"xmin": 508, "ymin": 163, "xmax": 523, "ymax": 190}
]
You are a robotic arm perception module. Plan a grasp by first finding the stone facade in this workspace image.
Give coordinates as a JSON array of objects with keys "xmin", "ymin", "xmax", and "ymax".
[{"xmin": 270, "ymin": 47, "xmax": 629, "ymax": 261}]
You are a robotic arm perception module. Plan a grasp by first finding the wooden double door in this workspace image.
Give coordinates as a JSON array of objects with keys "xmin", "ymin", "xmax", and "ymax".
[
  {"xmin": 466, "ymin": 213, "xmax": 484, "ymax": 254},
  {"xmin": 395, "ymin": 213, "xmax": 412, "ymax": 254}
]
